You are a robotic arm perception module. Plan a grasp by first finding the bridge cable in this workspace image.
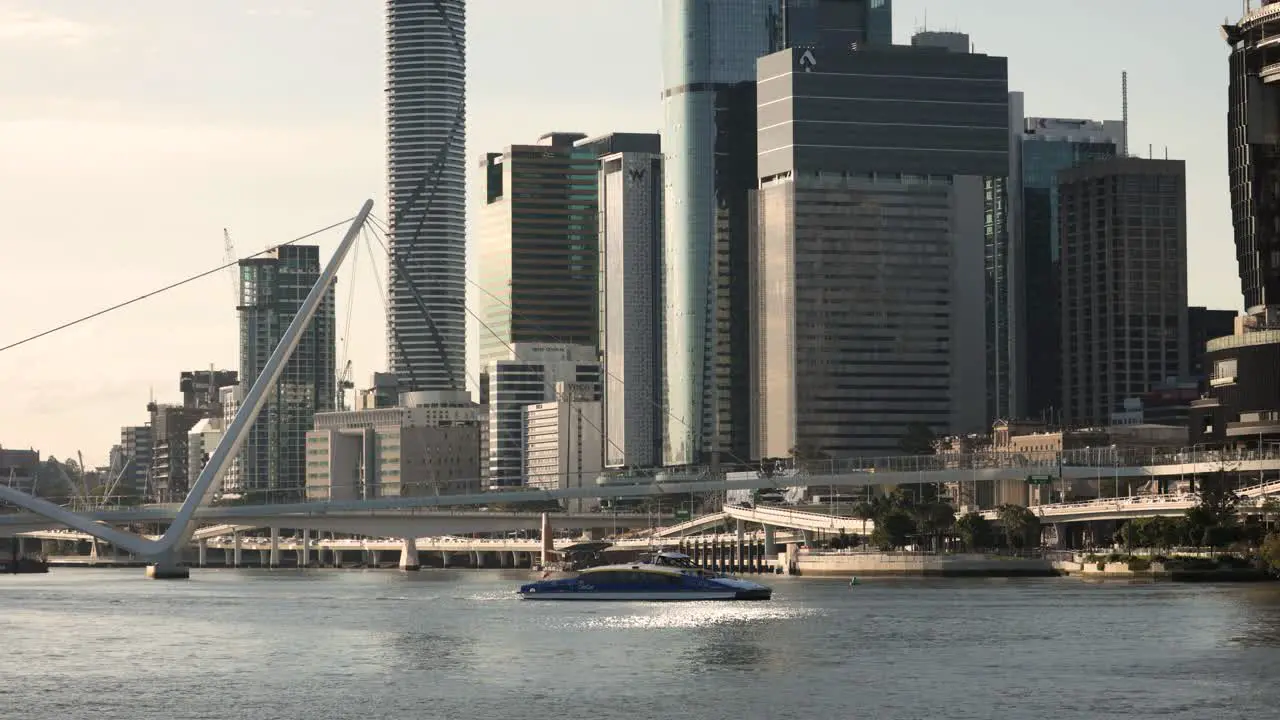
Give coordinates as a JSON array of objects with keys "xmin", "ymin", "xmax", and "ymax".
[{"xmin": 0, "ymin": 216, "xmax": 357, "ymax": 356}]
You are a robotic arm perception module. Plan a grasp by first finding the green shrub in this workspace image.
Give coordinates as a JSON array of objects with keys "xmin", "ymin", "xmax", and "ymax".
[{"xmin": 1127, "ymin": 557, "xmax": 1152, "ymax": 572}]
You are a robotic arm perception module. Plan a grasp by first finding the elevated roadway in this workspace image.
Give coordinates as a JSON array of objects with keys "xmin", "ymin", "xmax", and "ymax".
[{"xmin": 0, "ymin": 509, "xmax": 670, "ymax": 537}]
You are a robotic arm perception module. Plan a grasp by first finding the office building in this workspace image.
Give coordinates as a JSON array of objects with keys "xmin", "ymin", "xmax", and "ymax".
[
  {"xmin": 1059, "ymin": 158, "xmax": 1188, "ymax": 427},
  {"xmin": 117, "ymin": 425, "xmax": 152, "ymax": 503},
  {"xmin": 233, "ymin": 245, "xmax": 336, "ymax": 500},
  {"xmin": 305, "ymin": 390, "xmax": 481, "ymax": 501},
  {"xmin": 475, "ymin": 133, "xmax": 600, "ymax": 370},
  {"xmin": 1187, "ymin": 306, "xmax": 1238, "ymax": 385},
  {"xmin": 524, "ymin": 382, "xmax": 604, "ymax": 512},
  {"xmin": 1224, "ymin": 3, "xmax": 1280, "ymax": 320},
  {"xmin": 575, "ymin": 132, "xmax": 663, "ymax": 469},
  {"xmin": 187, "ymin": 417, "xmax": 224, "ymax": 490},
  {"xmin": 485, "ymin": 344, "xmax": 602, "ymax": 488},
  {"xmin": 660, "ymin": 0, "xmax": 893, "ymax": 467},
  {"xmin": 1191, "ymin": 7, "xmax": 1280, "ymax": 445},
  {"xmin": 146, "ymin": 402, "xmax": 207, "ymax": 503},
  {"xmin": 986, "ymin": 111, "xmax": 1124, "ymax": 423},
  {"xmin": 0, "ymin": 447, "xmax": 39, "ymax": 494},
  {"xmin": 385, "ymin": 0, "xmax": 467, "ymax": 393},
  {"xmin": 180, "ymin": 369, "xmax": 238, "ymax": 410},
  {"xmin": 752, "ymin": 38, "xmax": 1008, "ymax": 459}
]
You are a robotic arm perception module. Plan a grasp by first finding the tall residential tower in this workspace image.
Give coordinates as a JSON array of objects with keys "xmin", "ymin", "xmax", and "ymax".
[
  {"xmin": 385, "ymin": 0, "xmax": 467, "ymax": 394},
  {"xmin": 233, "ymin": 246, "xmax": 336, "ymax": 500}
]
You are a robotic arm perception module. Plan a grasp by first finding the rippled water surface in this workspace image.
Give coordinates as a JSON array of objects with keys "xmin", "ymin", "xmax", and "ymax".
[{"xmin": 4, "ymin": 569, "xmax": 1280, "ymax": 719}]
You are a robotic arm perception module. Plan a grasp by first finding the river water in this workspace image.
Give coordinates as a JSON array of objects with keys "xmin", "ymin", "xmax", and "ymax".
[{"xmin": 3, "ymin": 569, "xmax": 1280, "ymax": 719}]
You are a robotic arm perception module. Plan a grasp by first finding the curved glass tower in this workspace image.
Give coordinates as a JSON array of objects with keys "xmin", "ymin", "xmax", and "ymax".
[
  {"xmin": 661, "ymin": 0, "xmax": 780, "ymax": 467},
  {"xmin": 385, "ymin": 0, "xmax": 467, "ymax": 392}
]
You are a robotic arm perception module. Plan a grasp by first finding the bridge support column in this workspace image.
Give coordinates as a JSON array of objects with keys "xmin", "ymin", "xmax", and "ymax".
[
  {"xmin": 145, "ymin": 551, "xmax": 189, "ymax": 580},
  {"xmin": 232, "ymin": 531, "xmax": 243, "ymax": 568},
  {"xmin": 540, "ymin": 512, "xmax": 552, "ymax": 568},
  {"xmin": 763, "ymin": 525, "xmax": 777, "ymax": 557},
  {"xmin": 511, "ymin": 550, "xmax": 519, "ymax": 568},
  {"xmin": 269, "ymin": 528, "xmax": 281, "ymax": 568},
  {"xmin": 300, "ymin": 529, "xmax": 312, "ymax": 568},
  {"xmin": 399, "ymin": 537, "xmax": 420, "ymax": 571},
  {"xmin": 197, "ymin": 540, "xmax": 208, "ymax": 568},
  {"xmin": 735, "ymin": 520, "xmax": 746, "ymax": 573}
]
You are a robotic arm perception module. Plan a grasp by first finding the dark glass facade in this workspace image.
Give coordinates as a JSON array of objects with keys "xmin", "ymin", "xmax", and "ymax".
[
  {"xmin": 476, "ymin": 135, "xmax": 601, "ymax": 368},
  {"xmin": 1019, "ymin": 138, "xmax": 1119, "ymax": 422},
  {"xmin": 1223, "ymin": 9, "xmax": 1280, "ymax": 316},
  {"xmin": 236, "ymin": 245, "xmax": 336, "ymax": 501}
]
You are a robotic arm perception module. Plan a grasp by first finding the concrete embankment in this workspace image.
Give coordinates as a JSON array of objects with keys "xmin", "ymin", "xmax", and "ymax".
[
  {"xmin": 1053, "ymin": 555, "xmax": 1273, "ymax": 582},
  {"xmin": 793, "ymin": 551, "xmax": 1060, "ymax": 578}
]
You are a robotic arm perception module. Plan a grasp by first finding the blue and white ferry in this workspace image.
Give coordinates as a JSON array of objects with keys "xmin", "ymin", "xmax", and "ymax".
[{"xmin": 517, "ymin": 551, "xmax": 772, "ymax": 601}]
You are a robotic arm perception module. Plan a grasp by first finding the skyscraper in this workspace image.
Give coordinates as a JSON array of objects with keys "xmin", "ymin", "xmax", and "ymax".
[
  {"xmin": 1187, "ymin": 7, "xmax": 1280, "ymax": 446},
  {"xmin": 385, "ymin": 0, "xmax": 467, "ymax": 394},
  {"xmin": 576, "ymin": 132, "xmax": 664, "ymax": 469},
  {"xmin": 1059, "ymin": 158, "xmax": 1188, "ymax": 426},
  {"xmin": 752, "ymin": 39, "xmax": 1007, "ymax": 460},
  {"xmin": 475, "ymin": 132, "xmax": 600, "ymax": 369},
  {"xmin": 234, "ymin": 245, "xmax": 336, "ymax": 500},
  {"xmin": 1224, "ymin": 5, "xmax": 1280, "ymax": 320},
  {"xmin": 660, "ymin": 0, "xmax": 892, "ymax": 467},
  {"xmin": 986, "ymin": 111, "xmax": 1124, "ymax": 423}
]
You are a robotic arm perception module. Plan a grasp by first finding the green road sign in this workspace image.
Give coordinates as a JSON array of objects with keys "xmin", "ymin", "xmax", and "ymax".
[
  {"xmin": 675, "ymin": 508, "xmax": 691, "ymax": 520},
  {"xmin": 1026, "ymin": 474, "xmax": 1053, "ymax": 486}
]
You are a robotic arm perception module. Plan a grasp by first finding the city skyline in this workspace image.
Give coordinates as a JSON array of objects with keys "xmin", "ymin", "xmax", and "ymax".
[{"xmin": 0, "ymin": 0, "xmax": 1251, "ymax": 462}]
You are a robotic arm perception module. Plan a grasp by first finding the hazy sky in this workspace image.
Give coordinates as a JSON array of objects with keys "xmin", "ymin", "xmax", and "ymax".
[{"xmin": 0, "ymin": 0, "xmax": 1250, "ymax": 464}]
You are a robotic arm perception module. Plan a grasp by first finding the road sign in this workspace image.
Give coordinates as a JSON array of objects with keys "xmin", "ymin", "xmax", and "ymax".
[
  {"xmin": 675, "ymin": 508, "xmax": 691, "ymax": 520},
  {"xmin": 1026, "ymin": 474, "xmax": 1053, "ymax": 486}
]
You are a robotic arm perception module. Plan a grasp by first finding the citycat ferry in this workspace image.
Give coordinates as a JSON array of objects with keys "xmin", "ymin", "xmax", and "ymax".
[{"xmin": 517, "ymin": 551, "xmax": 772, "ymax": 601}]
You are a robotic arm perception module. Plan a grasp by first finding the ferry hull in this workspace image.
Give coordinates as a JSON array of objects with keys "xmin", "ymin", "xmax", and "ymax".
[{"xmin": 519, "ymin": 588, "xmax": 771, "ymax": 602}]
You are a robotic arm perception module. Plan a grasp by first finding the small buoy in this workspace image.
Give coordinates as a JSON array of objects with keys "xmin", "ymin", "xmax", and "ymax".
[{"xmin": 849, "ymin": 577, "xmax": 860, "ymax": 587}]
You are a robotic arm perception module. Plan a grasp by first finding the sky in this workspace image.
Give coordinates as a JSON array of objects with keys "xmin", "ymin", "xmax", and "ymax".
[{"xmin": 0, "ymin": 0, "xmax": 1253, "ymax": 465}]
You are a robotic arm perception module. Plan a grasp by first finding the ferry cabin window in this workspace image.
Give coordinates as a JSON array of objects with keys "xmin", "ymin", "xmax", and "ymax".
[{"xmin": 585, "ymin": 572, "xmax": 681, "ymax": 586}]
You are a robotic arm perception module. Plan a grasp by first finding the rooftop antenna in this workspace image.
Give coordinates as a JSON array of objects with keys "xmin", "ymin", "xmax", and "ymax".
[{"xmin": 1121, "ymin": 70, "xmax": 1129, "ymax": 157}]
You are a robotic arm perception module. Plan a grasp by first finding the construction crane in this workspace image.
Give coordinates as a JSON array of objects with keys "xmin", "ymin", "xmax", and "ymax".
[
  {"xmin": 336, "ymin": 359, "xmax": 354, "ymax": 410},
  {"xmin": 223, "ymin": 228, "xmax": 238, "ymax": 303}
]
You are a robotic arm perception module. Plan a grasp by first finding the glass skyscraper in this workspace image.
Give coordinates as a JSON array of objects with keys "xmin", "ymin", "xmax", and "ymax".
[
  {"xmin": 985, "ymin": 113, "xmax": 1123, "ymax": 423},
  {"xmin": 660, "ymin": 0, "xmax": 892, "ymax": 467},
  {"xmin": 234, "ymin": 245, "xmax": 336, "ymax": 501}
]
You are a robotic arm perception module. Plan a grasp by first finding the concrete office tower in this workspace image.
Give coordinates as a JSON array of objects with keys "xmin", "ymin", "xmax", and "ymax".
[
  {"xmin": 475, "ymin": 133, "xmax": 600, "ymax": 370},
  {"xmin": 485, "ymin": 344, "xmax": 602, "ymax": 488},
  {"xmin": 660, "ymin": 0, "xmax": 892, "ymax": 467},
  {"xmin": 305, "ymin": 390, "xmax": 481, "ymax": 501},
  {"xmin": 385, "ymin": 0, "xmax": 467, "ymax": 393},
  {"xmin": 987, "ymin": 110, "xmax": 1124, "ymax": 423},
  {"xmin": 1059, "ymin": 158, "xmax": 1188, "ymax": 427},
  {"xmin": 234, "ymin": 245, "xmax": 336, "ymax": 500},
  {"xmin": 752, "ymin": 40, "xmax": 1008, "ymax": 459},
  {"xmin": 575, "ymin": 133, "xmax": 663, "ymax": 469},
  {"xmin": 524, "ymin": 382, "xmax": 604, "ymax": 512}
]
